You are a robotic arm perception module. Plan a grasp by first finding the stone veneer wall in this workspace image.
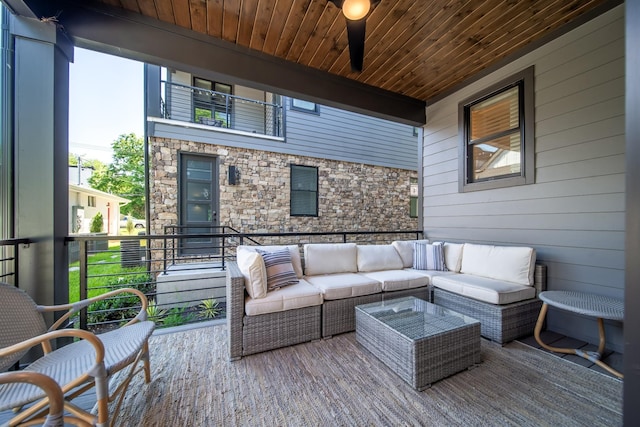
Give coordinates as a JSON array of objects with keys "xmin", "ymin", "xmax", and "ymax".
[{"xmin": 150, "ymin": 137, "xmax": 418, "ymax": 246}]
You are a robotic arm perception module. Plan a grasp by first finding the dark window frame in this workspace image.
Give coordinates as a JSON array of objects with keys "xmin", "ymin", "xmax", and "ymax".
[
  {"xmin": 192, "ymin": 77, "xmax": 233, "ymax": 126},
  {"xmin": 290, "ymin": 98, "xmax": 320, "ymax": 114},
  {"xmin": 458, "ymin": 66, "xmax": 535, "ymax": 192},
  {"xmin": 290, "ymin": 164, "xmax": 319, "ymax": 217}
]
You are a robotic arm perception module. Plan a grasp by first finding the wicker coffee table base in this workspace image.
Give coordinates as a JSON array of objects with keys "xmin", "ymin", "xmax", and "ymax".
[{"xmin": 356, "ymin": 300, "xmax": 481, "ymax": 390}]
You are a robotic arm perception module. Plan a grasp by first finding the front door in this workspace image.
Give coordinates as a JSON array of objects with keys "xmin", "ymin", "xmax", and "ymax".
[{"xmin": 179, "ymin": 154, "xmax": 219, "ymax": 255}]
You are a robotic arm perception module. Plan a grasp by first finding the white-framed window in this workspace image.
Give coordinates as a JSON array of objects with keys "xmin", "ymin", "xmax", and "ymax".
[
  {"xmin": 87, "ymin": 196, "xmax": 96, "ymax": 207},
  {"xmin": 459, "ymin": 66, "xmax": 534, "ymax": 192}
]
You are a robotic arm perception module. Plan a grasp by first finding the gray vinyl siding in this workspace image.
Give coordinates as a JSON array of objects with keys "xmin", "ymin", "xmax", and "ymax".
[
  {"xmin": 422, "ymin": 6, "xmax": 625, "ymax": 351},
  {"xmin": 283, "ymin": 101, "xmax": 417, "ymax": 169},
  {"xmin": 151, "ymin": 90, "xmax": 418, "ymax": 171}
]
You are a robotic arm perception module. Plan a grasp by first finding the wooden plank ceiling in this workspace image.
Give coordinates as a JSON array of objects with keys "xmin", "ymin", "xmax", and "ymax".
[{"xmin": 79, "ymin": 0, "xmax": 613, "ymax": 102}]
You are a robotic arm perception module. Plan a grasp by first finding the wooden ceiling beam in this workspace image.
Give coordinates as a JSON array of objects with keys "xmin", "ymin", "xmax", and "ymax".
[{"xmin": 41, "ymin": 0, "xmax": 425, "ymax": 125}]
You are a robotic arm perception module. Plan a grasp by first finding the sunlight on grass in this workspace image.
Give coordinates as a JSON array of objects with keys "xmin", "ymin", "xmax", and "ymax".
[{"xmin": 68, "ymin": 244, "xmax": 147, "ymax": 303}]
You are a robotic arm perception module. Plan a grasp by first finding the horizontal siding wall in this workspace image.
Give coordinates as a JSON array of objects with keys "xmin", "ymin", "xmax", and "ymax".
[
  {"xmin": 422, "ymin": 6, "xmax": 625, "ymax": 351},
  {"xmin": 285, "ymin": 101, "xmax": 418, "ymax": 170}
]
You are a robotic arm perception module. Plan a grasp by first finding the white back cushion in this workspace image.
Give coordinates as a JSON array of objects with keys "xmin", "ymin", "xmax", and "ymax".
[
  {"xmin": 443, "ymin": 243, "xmax": 465, "ymax": 273},
  {"xmin": 460, "ymin": 244, "xmax": 535, "ymax": 286},
  {"xmin": 238, "ymin": 244, "xmax": 303, "ymax": 278},
  {"xmin": 357, "ymin": 244, "xmax": 404, "ymax": 272},
  {"xmin": 304, "ymin": 243, "xmax": 357, "ymax": 275},
  {"xmin": 236, "ymin": 247, "xmax": 267, "ymax": 299},
  {"xmin": 392, "ymin": 240, "xmax": 429, "ymax": 268}
]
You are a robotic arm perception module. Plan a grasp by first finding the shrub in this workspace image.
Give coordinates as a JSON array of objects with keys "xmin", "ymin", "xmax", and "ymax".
[
  {"xmin": 198, "ymin": 299, "xmax": 220, "ymax": 319},
  {"xmin": 90, "ymin": 212, "xmax": 104, "ymax": 233},
  {"xmin": 146, "ymin": 299, "xmax": 166, "ymax": 324},
  {"xmin": 86, "ymin": 273, "xmax": 155, "ymax": 326},
  {"xmin": 162, "ymin": 307, "xmax": 195, "ymax": 327}
]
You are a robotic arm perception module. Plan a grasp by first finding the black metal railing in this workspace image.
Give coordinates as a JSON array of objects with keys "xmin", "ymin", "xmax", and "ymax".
[
  {"xmin": 160, "ymin": 81, "xmax": 284, "ymax": 137},
  {"xmin": 65, "ymin": 230, "xmax": 423, "ymax": 332},
  {"xmin": 0, "ymin": 238, "xmax": 30, "ymax": 287}
]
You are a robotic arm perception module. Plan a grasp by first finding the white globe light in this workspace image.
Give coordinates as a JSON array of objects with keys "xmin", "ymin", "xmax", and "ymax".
[{"xmin": 342, "ymin": 0, "xmax": 370, "ymax": 20}]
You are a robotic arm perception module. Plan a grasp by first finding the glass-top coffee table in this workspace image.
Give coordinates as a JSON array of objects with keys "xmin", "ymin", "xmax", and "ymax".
[{"xmin": 355, "ymin": 296, "xmax": 481, "ymax": 390}]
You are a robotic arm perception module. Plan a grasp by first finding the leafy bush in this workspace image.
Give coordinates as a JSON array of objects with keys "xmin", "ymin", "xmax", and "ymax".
[
  {"xmin": 198, "ymin": 299, "xmax": 220, "ymax": 319},
  {"xmin": 90, "ymin": 212, "xmax": 104, "ymax": 233},
  {"xmin": 146, "ymin": 300, "xmax": 166, "ymax": 324},
  {"xmin": 86, "ymin": 273, "xmax": 154, "ymax": 326},
  {"xmin": 162, "ymin": 307, "xmax": 195, "ymax": 327}
]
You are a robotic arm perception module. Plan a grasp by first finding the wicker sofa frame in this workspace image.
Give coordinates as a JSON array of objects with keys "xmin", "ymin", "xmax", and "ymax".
[
  {"xmin": 228, "ymin": 260, "xmax": 546, "ymax": 358},
  {"xmin": 227, "ymin": 261, "xmax": 431, "ymax": 359},
  {"xmin": 432, "ymin": 264, "xmax": 547, "ymax": 344}
]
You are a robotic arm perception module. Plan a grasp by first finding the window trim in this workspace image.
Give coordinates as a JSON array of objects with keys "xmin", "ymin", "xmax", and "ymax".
[
  {"xmin": 458, "ymin": 66, "xmax": 535, "ymax": 192},
  {"xmin": 290, "ymin": 98, "xmax": 320, "ymax": 114},
  {"xmin": 290, "ymin": 164, "xmax": 319, "ymax": 217}
]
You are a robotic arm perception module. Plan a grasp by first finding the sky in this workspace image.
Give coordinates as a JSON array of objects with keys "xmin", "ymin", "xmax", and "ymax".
[{"xmin": 69, "ymin": 48, "xmax": 144, "ymax": 164}]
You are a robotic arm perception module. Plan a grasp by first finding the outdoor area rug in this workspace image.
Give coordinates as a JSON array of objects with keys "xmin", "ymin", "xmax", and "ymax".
[{"xmin": 114, "ymin": 324, "xmax": 622, "ymax": 426}]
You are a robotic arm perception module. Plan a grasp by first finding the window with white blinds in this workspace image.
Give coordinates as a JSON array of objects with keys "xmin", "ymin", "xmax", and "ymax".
[
  {"xmin": 459, "ymin": 67, "xmax": 534, "ymax": 192},
  {"xmin": 290, "ymin": 165, "xmax": 318, "ymax": 216}
]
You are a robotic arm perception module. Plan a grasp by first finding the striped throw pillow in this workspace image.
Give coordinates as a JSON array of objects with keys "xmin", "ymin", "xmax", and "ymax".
[
  {"xmin": 257, "ymin": 249, "xmax": 299, "ymax": 291},
  {"xmin": 413, "ymin": 242, "xmax": 447, "ymax": 271}
]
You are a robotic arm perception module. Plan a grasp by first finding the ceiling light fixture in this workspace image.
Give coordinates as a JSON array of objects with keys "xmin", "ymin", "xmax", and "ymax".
[
  {"xmin": 329, "ymin": 0, "xmax": 380, "ymax": 73},
  {"xmin": 342, "ymin": 0, "xmax": 370, "ymax": 20}
]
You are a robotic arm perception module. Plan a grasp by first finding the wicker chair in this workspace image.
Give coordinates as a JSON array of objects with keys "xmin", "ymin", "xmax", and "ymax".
[{"xmin": 0, "ymin": 283, "xmax": 155, "ymax": 426}]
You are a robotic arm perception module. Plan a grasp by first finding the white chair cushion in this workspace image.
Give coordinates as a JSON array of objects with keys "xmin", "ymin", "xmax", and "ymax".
[
  {"xmin": 304, "ymin": 243, "xmax": 357, "ymax": 276},
  {"xmin": 359, "ymin": 270, "xmax": 429, "ymax": 291},
  {"xmin": 391, "ymin": 240, "xmax": 429, "ymax": 268},
  {"xmin": 432, "ymin": 274, "xmax": 536, "ymax": 305},
  {"xmin": 236, "ymin": 247, "xmax": 267, "ymax": 299},
  {"xmin": 356, "ymin": 245, "xmax": 404, "ymax": 272},
  {"xmin": 244, "ymin": 279, "xmax": 323, "ymax": 316},
  {"xmin": 460, "ymin": 244, "xmax": 535, "ymax": 286},
  {"xmin": 237, "ymin": 245, "xmax": 303, "ymax": 278},
  {"xmin": 304, "ymin": 273, "xmax": 382, "ymax": 300},
  {"xmin": 404, "ymin": 268, "xmax": 459, "ymax": 281},
  {"xmin": 443, "ymin": 242, "xmax": 464, "ymax": 273}
]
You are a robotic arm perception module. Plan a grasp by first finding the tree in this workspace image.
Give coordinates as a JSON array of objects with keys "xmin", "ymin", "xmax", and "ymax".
[
  {"xmin": 89, "ymin": 133, "xmax": 145, "ymax": 219},
  {"xmin": 90, "ymin": 212, "xmax": 104, "ymax": 233}
]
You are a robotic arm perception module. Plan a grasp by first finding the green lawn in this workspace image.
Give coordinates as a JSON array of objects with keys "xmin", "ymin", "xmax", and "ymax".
[{"xmin": 68, "ymin": 244, "xmax": 147, "ymax": 303}]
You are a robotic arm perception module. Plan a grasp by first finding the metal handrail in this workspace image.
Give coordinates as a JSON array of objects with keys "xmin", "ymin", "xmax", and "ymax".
[
  {"xmin": 63, "ymin": 230, "xmax": 422, "ymax": 330},
  {"xmin": 160, "ymin": 80, "xmax": 284, "ymax": 137},
  {"xmin": 0, "ymin": 238, "xmax": 31, "ymax": 286}
]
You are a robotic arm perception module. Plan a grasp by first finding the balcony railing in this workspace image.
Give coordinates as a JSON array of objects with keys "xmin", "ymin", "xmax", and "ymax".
[
  {"xmin": 160, "ymin": 81, "xmax": 283, "ymax": 137},
  {"xmin": 0, "ymin": 238, "xmax": 30, "ymax": 287},
  {"xmin": 65, "ymin": 230, "xmax": 423, "ymax": 332}
]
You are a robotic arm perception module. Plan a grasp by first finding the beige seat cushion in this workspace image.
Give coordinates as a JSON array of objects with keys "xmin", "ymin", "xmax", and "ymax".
[
  {"xmin": 432, "ymin": 274, "xmax": 536, "ymax": 305},
  {"xmin": 244, "ymin": 279, "xmax": 323, "ymax": 316},
  {"xmin": 359, "ymin": 270, "xmax": 429, "ymax": 291},
  {"xmin": 304, "ymin": 273, "xmax": 382, "ymax": 300},
  {"xmin": 404, "ymin": 268, "xmax": 458, "ymax": 281}
]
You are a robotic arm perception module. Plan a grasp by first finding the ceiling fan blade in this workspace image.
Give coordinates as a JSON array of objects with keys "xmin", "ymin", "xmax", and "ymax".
[{"xmin": 346, "ymin": 18, "xmax": 366, "ymax": 72}]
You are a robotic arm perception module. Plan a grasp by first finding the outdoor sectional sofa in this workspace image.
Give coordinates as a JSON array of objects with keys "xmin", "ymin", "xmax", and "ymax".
[{"xmin": 227, "ymin": 241, "xmax": 546, "ymax": 360}]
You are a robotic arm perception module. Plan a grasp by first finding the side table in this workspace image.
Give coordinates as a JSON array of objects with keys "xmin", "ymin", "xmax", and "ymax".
[{"xmin": 534, "ymin": 290, "xmax": 624, "ymax": 378}]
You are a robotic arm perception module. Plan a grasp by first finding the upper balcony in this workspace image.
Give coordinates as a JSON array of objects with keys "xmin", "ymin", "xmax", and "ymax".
[{"xmin": 157, "ymin": 79, "xmax": 283, "ymax": 139}]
